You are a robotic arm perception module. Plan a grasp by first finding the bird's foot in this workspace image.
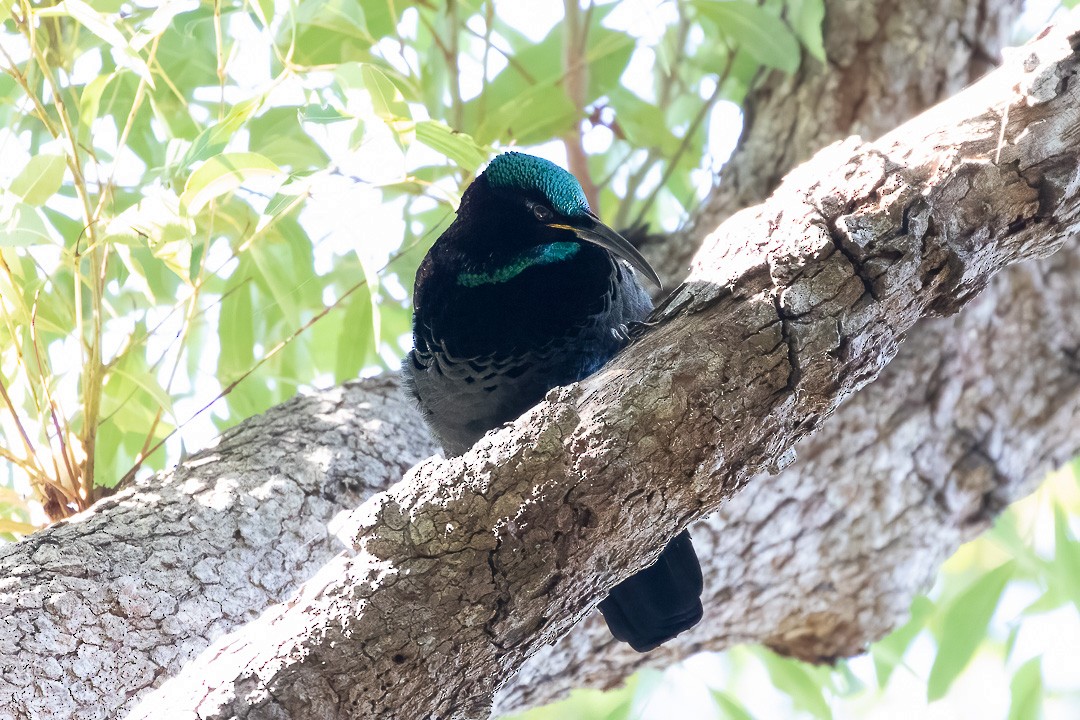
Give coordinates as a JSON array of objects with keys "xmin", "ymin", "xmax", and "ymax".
[
  {"xmin": 626, "ymin": 319, "xmax": 658, "ymax": 339},
  {"xmin": 610, "ymin": 324, "xmax": 632, "ymax": 343}
]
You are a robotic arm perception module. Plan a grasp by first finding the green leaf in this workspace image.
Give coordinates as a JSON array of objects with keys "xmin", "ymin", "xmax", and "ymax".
[
  {"xmin": 607, "ymin": 88, "xmax": 675, "ymax": 152},
  {"xmin": 8, "ymin": 153, "xmax": 68, "ymax": 205},
  {"xmin": 287, "ymin": 11, "xmax": 374, "ymax": 67},
  {"xmin": 693, "ymin": 0, "xmax": 801, "ymax": 73},
  {"xmin": 242, "ymin": 217, "xmax": 319, "ymax": 328},
  {"xmin": 218, "ymin": 270, "xmax": 255, "ymax": 381},
  {"xmin": 596, "ymin": 695, "xmax": 633, "ymax": 720},
  {"xmin": 758, "ymin": 649, "xmax": 832, "ymax": 719},
  {"xmin": 249, "ymin": 107, "xmax": 331, "ymax": 170},
  {"xmin": 263, "ymin": 188, "xmax": 309, "ymax": 220},
  {"xmin": 872, "ymin": 595, "xmax": 934, "ymax": 688},
  {"xmin": 462, "ymin": 9, "xmax": 631, "ymax": 144},
  {"xmin": 787, "ymin": 0, "xmax": 826, "ymax": 63},
  {"xmin": 183, "ymin": 98, "xmax": 263, "ymax": 166},
  {"xmin": 92, "ymin": 422, "xmax": 127, "ymax": 489},
  {"xmin": 1051, "ymin": 503, "xmax": 1080, "ymax": 612},
  {"xmin": 1008, "ymin": 657, "xmax": 1043, "ymax": 720},
  {"xmin": 332, "ymin": 257, "xmax": 381, "ymax": 379},
  {"xmin": 299, "ymin": 103, "xmax": 351, "ymax": 124},
  {"xmin": 100, "ymin": 349, "xmax": 167, "ymax": 437},
  {"xmin": 111, "ymin": 367, "xmax": 175, "ymax": 421},
  {"xmin": 474, "ymin": 81, "xmax": 577, "ymax": 146},
  {"xmin": 333, "ymin": 298, "xmax": 369, "ymax": 380},
  {"xmin": 0, "ymin": 202, "xmax": 55, "ymax": 246},
  {"xmin": 583, "ymin": 19, "xmax": 636, "ymax": 100},
  {"xmin": 247, "ymin": 241, "xmax": 300, "ymax": 326},
  {"xmin": 47, "ymin": 0, "xmax": 154, "ymax": 86},
  {"xmin": 88, "ymin": 0, "xmax": 125, "ymax": 11},
  {"xmin": 360, "ymin": 0, "xmax": 396, "ymax": 37},
  {"xmin": 263, "ymin": 172, "xmax": 314, "ymax": 219},
  {"xmin": 927, "ymin": 561, "xmax": 1016, "ymax": 701},
  {"xmin": 711, "ymin": 690, "xmax": 756, "ymax": 720},
  {"xmin": 292, "ymin": 0, "xmax": 370, "ymax": 41},
  {"xmin": 106, "ymin": 190, "xmax": 194, "ymax": 248},
  {"xmin": 125, "ymin": 243, "xmax": 179, "ymax": 303},
  {"xmin": 180, "ymin": 152, "xmax": 283, "ymax": 215},
  {"xmin": 77, "ymin": 73, "xmax": 115, "ymax": 146},
  {"xmin": 250, "ymin": 0, "xmax": 275, "ymax": 28},
  {"xmin": 1019, "ymin": 587, "xmax": 1067, "ymax": 616},
  {"xmin": 362, "ymin": 63, "xmax": 415, "ymax": 150},
  {"xmin": 155, "ymin": 8, "xmax": 220, "ymax": 91},
  {"xmin": 415, "ymin": 121, "xmax": 488, "ymax": 173}
]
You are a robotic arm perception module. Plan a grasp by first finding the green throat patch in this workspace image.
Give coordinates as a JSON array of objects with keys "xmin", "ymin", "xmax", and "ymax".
[{"xmin": 457, "ymin": 242, "xmax": 581, "ymax": 287}]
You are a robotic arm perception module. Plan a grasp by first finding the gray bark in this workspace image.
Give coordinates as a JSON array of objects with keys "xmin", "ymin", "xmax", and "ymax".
[
  {"xmin": 503, "ymin": 0, "xmax": 1039, "ymax": 708},
  {"xmin": 0, "ymin": 380, "xmax": 437, "ymax": 720},
  {"xmin": 115, "ymin": 21, "xmax": 1078, "ymax": 719},
  {"xmin": 657, "ymin": 0, "xmax": 1024, "ymax": 282},
  {"xmin": 1, "ymin": 1, "xmax": 1075, "ymax": 719}
]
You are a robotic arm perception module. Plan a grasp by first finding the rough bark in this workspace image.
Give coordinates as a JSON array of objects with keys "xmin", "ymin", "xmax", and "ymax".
[
  {"xmin": 0, "ymin": 2, "xmax": 1074, "ymax": 719},
  {"xmin": 652, "ymin": 0, "xmax": 1024, "ymax": 283},
  {"xmin": 501, "ymin": 217, "xmax": 1080, "ymax": 715},
  {"xmin": 112, "ymin": 21, "xmax": 1079, "ymax": 719},
  {"xmin": 0, "ymin": 380, "xmax": 437, "ymax": 720},
  {"xmin": 498, "ymin": 0, "xmax": 1047, "ymax": 710}
]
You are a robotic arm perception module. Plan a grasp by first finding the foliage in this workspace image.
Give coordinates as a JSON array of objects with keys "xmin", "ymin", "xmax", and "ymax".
[
  {"xmin": 0, "ymin": 0, "xmax": 820, "ymax": 524},
  {"xmin": 2, "ymin": 1, "xmax": 1076, "ymax": 719}
]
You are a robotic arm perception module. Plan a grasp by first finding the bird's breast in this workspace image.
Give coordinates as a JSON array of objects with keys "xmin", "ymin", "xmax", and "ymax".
[{"xmin": 406, "ymin": 250, "xmax": 652, "ymax": 454}]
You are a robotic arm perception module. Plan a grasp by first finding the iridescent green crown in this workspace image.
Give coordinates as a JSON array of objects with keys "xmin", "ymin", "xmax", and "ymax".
[{"xmin": 484, "ymin": 152, "xmax": 590, "ymax": 217}]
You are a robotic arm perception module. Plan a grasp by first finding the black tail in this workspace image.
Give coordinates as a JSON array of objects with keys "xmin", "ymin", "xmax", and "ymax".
[{"xmin": 597, "ymin": 529, "xmax": 704, "ymax": 652}]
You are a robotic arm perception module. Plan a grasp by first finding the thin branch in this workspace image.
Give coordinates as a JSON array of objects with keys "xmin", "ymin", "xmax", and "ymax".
[
  {"xmin": 631, "ymin": 56, "xmax": 732, "ymax": 229},
  {"xmin": 562, "ymin": 0, "xmax": 599, "ymax": 209}
]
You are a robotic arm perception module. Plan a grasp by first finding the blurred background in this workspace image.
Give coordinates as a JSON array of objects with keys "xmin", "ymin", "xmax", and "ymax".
[{"xmin": 1, "ymin": 0, "xmax": 1078, "ymax": 717}]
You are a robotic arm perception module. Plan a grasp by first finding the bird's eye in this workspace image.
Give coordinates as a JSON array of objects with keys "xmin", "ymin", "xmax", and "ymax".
[{"xmin": 532, "ymin": 204, "xmax": 554, "ymax": 222}]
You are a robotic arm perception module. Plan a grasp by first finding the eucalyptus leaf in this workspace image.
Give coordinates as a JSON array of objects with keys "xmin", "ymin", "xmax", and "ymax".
[
  {"xmin": 1008, "ymin": 657, "xmax": 1043, "ymax": 720},
  {"xmin": 787, "ymin": 0, "xmax": 826, "ymax": 63},
  {"xmin": 415, "ymin": 121, "xmax": 489, "ymax": 174},
  {"xmin": 872, "ymin": 595, "xmax": 934, "ymax": 688},
  {"xmin": 758, "ymin": 649, "xmax": 833, "ymax": 719},
  {"xmin": 927, "ymin": 561, "xmax": 1016, "ymax": 701},
  {"xmin": 711, "ymin": 690, "xmax": 756, "ymax": 720},
  {"xmin": 180, "ymin": 152, "xmax": 283, "ymax": 215},
  {"xmin": 250, "ymin": 107, "xmax": 331, "ymax": 170},
  {"xmin": 693, "ymin": 0, "xmax": 801, "ymax": 73},
  {"xmin": 0, "ymin": 203, "xmax": 56, "ymax": 246},
  {"xmin": 53, "ymin": 0, "xmax": 155, "ymax": 85},
  {"xmin": 362, "ymin": 63, "xmax": 416, "ymax": 149},
  {"xmin": 8, "ymin": 153, "xmax": 68, "ymax": 205}
]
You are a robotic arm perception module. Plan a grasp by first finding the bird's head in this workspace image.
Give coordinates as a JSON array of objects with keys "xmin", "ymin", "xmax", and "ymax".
[{"xmin": 454, "ymin": 152, "xmax": 661, "ymax": 288}]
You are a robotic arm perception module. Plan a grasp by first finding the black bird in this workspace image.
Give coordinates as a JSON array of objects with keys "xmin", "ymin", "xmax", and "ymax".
[{"xmin": 403, "ymin": 151, "xmax": 703, "ymax": 652}]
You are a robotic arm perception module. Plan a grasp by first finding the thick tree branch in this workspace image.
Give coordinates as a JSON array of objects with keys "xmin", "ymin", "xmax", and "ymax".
[
  {"xmin": 114, "ymin": 21, "xmax": 1080, "ymax": 719},
  {"xmin": 0, "ymin": 379, "xmax": 437, "ymax": 720},
  {"xmin": 500, "ymin": 228, "xmax": 1080, "ymax": 715},
  {"xmin": 652, "ymin": 0, "xmax": 1024, "ymax": 283},
  {"xmin": 2, "ymin": 4, "xmax": 1075, "ymax": 719},
  {"xmin": 504, "ymin": 0, "xmax": 1045, "ymax": 708}
]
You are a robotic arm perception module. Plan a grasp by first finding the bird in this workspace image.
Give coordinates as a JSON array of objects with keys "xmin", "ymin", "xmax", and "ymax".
[{"xmin": 403, "ymin": 151, "xmax": 703, "ymax": 652}]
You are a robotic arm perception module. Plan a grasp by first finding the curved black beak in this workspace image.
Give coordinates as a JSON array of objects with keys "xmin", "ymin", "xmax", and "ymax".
[{"xmin": 551, "ymin": 214, "xmax": 662, "ymax": 289}]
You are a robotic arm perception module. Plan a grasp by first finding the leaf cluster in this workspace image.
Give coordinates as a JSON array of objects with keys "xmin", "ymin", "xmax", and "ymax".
[{"xmin": 0, "ymin": 0, "xmax": 822, "ymax": 525}]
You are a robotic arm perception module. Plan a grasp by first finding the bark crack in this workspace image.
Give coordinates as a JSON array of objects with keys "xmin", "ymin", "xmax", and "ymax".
[{"xmin": 771, "ymin": 293, "xmax": 802, "ymax": 393}]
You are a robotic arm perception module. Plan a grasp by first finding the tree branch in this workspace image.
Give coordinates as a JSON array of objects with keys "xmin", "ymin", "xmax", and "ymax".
[
  {"xmin": 500, "ymin": 211, "xmax": 1080, "ymax": 715},
  {"xmin": 117, "ymin": 20, "xmax": 1080, "ymax": 719},
  {"xmin": 2, "ymin": 4, "xmax": 1076, "ymax": 719}
]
